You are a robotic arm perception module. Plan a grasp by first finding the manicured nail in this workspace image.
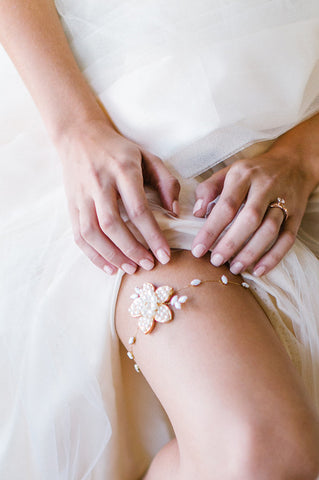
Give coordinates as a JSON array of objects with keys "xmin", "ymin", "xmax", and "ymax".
[
  {"xmin": 156, "ymin": 248, "xmax": 170, "ymax": 264},
  {"xmin": 140, "ymin": 258, "xmax": 154, "ymax": 271},
  {"xmin": 253, "ymin": 266, "xmax": 266, "ymax": 277},
  {"xmin": 210, "ymin": 253, "xmax": 224, "ymax": 267},
  {"xmin": 172, "ymin": 200, "xmax": 180, "ymax": 216},
  {"xmin": 230, "ymin": 262, "xmax": 244, "ymax": 275},
  {"xmin": 193, "ymin": 198, "xmax": 203, "ymax": 215},
  {"xmin": 103, "ymin": 265, "xmax": 114, "ymax": 275},
  {"xmin": 121, "ymin": 263, "xmax": 137, "ymax": 275},
  {"xmin": 192, "ymin": 243, "xmax": 206, "ymax": 257}
]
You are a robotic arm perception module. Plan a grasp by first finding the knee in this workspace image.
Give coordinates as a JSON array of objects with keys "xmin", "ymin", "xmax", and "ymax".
[
  {"xmin": 181, "ymin": 409, "xmax": 319, "ymax": 480},
  {"xmin": 226, "ymin": 410, "xmax": 319, "ymax": 480}
]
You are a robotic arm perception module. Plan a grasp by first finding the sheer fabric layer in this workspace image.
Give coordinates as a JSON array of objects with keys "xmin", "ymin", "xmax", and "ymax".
[
  {"xmin": 1, "ymin": 1, "xmax": 319, "ymax": 478},
  {"xmin": 1, "ymin": 127, "xmax": 319, "ymax": 478},
  {"xmin": 55, "ymin": 0, "xmax": 319, "ymax": 177}
]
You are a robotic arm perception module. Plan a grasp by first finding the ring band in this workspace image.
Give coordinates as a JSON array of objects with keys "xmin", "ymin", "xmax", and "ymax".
[{"xmin": 269, "ymin": 197, "xmax": 288, "ymax": 222}]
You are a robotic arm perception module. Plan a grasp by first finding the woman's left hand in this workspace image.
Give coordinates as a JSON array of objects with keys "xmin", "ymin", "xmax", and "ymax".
[{"xmin": 191, "ymin": 114, "xmax": 319, "ymax": 276}]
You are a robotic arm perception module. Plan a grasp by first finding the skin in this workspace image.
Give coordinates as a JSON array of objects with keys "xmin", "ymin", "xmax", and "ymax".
[
  {"xmin": 116, "ymin": 251, "xmax": 319, "ymax": 479},
  {"xmin": 1, "ymin": 1, "xmax": 319, "ymax": 277},
  {"xmin": 192, "ymin": 115, "xmax": 319, "ymax": 276},
  {"xmin": 0, "ymin": 0, "xmax": 180, "ymax": 276},
  {"xmin": 2, "ymin": 1, "xmax": 319, "ymax": 477}
]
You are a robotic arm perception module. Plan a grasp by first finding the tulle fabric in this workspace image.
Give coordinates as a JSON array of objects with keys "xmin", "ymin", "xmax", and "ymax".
[
  {"xmin": 55, "ymin": 0, "xmax": 319, "ymax": 177},
  {"xmin": 1, "ymin": 1, "xmax": 319, "ymax": 478}
]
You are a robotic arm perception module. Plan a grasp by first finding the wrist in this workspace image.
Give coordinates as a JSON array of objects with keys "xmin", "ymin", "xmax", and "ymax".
[
  {"xmin": 50, "ymin": 99, "xmax": 115, "ymax": 151},
  {"xmin": 270, "ymin": 118, "xmax": 319, "ymax": 190}
]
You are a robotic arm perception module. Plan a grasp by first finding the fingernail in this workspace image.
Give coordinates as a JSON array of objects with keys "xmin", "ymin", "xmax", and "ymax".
[
  {"xmin": 193, "ymin": 198, "xmax": 203, "ymax": 215},
  {"xmin": 172, "ymin": 200, "xmax": 180, "ymax": 216},
  {"xmin": 140, "ymin": 258, "xmax": 154, "ymax": 271},
  {"xmin": 121, "ymin": 263, "xmax": 137, "ymax": 275},
  {"xmin": 253, "ymin": 266, "xmax": 266, "ymax": 277},
  {"xmin": 192, "ymin": 243, "xmax": 206, "ymax": 257},
  {"xmin": 103, "ymin": 265, "xmax": 114, "ymax": 275},
  {"xmin": 156, "ymin": 248, "xmax": 170, "ymax": 264},
  {"xmin": 210, "ymin": 253, "xmax": 224, "ymax": 267},
  {"xmin": 230, "ymin": 262, "xmax": 244, "ymax": 275}
]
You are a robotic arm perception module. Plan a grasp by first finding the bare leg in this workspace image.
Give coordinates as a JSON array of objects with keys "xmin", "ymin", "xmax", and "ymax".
[{"xmin": 116, "ymin": 250, "xmax": 319, "ymax": 480}]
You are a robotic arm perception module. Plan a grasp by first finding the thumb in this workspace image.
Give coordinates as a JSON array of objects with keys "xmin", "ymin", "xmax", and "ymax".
[
  {"xmin": 142, "ymin": 150, "xmax": 181, "ymax": 216},
  {"xmin": 193, "ymin": 166, "xmax": 229, "ymax": 217}
]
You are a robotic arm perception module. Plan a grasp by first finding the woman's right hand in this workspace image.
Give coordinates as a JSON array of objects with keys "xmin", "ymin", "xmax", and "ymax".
[{"xmin": 59, "ymin": 121, "xmax": 180, "ymax": 275}]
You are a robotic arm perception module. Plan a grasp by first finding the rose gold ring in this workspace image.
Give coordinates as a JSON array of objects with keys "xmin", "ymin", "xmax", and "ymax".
[{"xmin": 269, "ymin": 197, "xmax": 288, "ymax": 222}]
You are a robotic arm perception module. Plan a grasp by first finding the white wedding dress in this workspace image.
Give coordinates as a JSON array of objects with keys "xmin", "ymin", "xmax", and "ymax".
[{"xmin": 1, "ymin": 1, "xmax": 319, "ymax": 478}]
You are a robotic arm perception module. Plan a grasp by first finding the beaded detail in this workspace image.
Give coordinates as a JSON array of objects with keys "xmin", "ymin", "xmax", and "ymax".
[{"xmin": 127, "ymin": 275, "xmax": 250, "ymax": 373}]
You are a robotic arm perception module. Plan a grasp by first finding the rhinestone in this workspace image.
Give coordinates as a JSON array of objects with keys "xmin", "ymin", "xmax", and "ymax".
[
  {"xmin": 127, "ymin": 351, "xmax": 134, "ymax": 360},
  {"xmin": 170, "ymin": 295, "xmax": 178, "ymax": 306},
  {"xmin": 134, "ymin": 364, "xmax": 141, "ymax": 373},
  {"xmin": 241, "ymin": 282, "xmax": 250, "ymax": 289},
  {"xmin": 191, "ymin": 279, "xmax": 202, "ymax": 286},
  {"xmin": 175, "ymin": 302, "xmax": 181, "ymax": 309},
  {"xmin": 178, "ymin": 295, "xmax": 188, "ymax": 303},
  {"xmin": 128, "ymin": 337, "xmax": 136, "ymax": 345},
  {"xmin": 221, "ymin": 275, "xmax": 228, "ymax": 285},
  {"xmin": 130, "ymin": 293, "xmax": 138, "ymax": 299}
]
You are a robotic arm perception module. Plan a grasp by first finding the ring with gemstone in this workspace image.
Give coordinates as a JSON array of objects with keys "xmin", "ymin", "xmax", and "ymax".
[{"xmin": 269, "ymin": 197, "xmax": 288, "ymax": 222}]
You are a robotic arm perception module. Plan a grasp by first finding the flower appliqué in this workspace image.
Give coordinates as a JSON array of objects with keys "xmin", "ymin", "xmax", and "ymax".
[{"xmin": 129, "ymin": 283, "xmax": 175, "ymax": 334}]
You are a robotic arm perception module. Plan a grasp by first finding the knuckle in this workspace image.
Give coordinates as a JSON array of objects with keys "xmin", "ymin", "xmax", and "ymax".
[
  {"xmin": 114, "ymin": 156, "xmax": 140, "ymax": 176},
  {"xmin": 196, "ymin": 180, "xmax": 215, "ymax": 198},
  {"xmin": 264, "ymin": 217, "xmax": 280, "ymax": 236},
  {"xmin": 202, "ymin": 224, "xmax": 215, "ymax": 239},
  {"xmin": 241, "ymin": 247, "xmax": 256, "ymax": 263},
  {"xmin": 99, "ymin": 214, "xmax": 117, "ymax": 232},
  {"xmin": 268, "ymin": 250, "xmax": 282, "ymax": 265},
  {"xmin": 220, "ymin": 197, "xmax": 238, "ymax": 218},
  {"xmin": 88, "ymin": 252, "xmax": 101, "ymax": 265},
  {"xmin": 147, "ymin": 229, "xmax": 164, "ymax": 245},
  {"xmin": 230, "ymin": 160, "xmax": 252, "ymax": 179},
  {"xmin": 222, "ymin": 237, "xmax": 237, "ymax": 253},
  {"xmin": 130, "ymin": 202, "xmax": 148, "ymax": 221},
  {"xmin": 104, "ymin": 248, "xmax": 118, "ymax": 264},
  {"xmin": 73, "ymin": 231, "xmax": 84, "ymax": 247},
  {"xmin": 169, "ymin": 176, "xmax": 181, "ymax": 192},
  {"xmin": 81, "ymin": 222, "xmax": 96, "ymax": 240},
  {"xmin": 243, "ymin": 207, "xmax": 261, "ymax": 229},
  {"xmin": 124, "ymin": 243, "xmax": 140, "ymax": 259},
  {"xmin": 284, "ymin": 230, "xmax": 296, "ymax": 247}
]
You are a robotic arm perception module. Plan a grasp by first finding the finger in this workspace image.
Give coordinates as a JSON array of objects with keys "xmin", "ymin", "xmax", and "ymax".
[
  {"xmin": 69, "ymin": 204, "xmax": 118, "ymax": 275},
  {"xmin": 79, "ymin": 198, "xmax": 139, "ymax": 274},
  {"xmin": 251, "ymin": 217, "xmax": 300, "ymax": 277},
  {"xmin": 94, "ymin": 188, "xmax": 156, "ymax": 271},
  {"xmin": 208, "ymin": 185, "xmax": 275, "ymax": 268},
  {"xmin": 193, "ymin": 166, "xmax": 229, "ymax": 217},
  {"xmin": 191, "ymin": 167, "xmax": 250, "ymax": 259},
  {"xmin": 229, "ymin": 207, "xmax": 285, "ymax": 275},
  {"xmin": 117, "ymin": 169, "xmax": 171, "ymax": 265},
  {"xmin": 142, "ymin": 150, "xmax": 181, "ymax": 216}
]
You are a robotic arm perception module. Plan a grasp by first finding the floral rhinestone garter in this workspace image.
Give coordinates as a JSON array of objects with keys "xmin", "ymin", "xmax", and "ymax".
[{"xmin": 126, "ymin": 274, "xmax": 250, "ymax": 373}]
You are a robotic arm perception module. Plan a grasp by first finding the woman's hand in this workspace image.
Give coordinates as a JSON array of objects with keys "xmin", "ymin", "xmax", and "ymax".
[
  {"xmin": 59, "ymin": 121, "xmax": 180, "ymax": 275},
  {"xmin": 0, "ymin": 0, "xmax": 181, "ymax": 276},
  {"xmin": 191, "ymin": 114, "xmax": 319, "ymax": 276}
]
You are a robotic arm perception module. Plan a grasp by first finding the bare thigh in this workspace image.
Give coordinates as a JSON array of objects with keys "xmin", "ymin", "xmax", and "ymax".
[{"xmin": 115, "ymin": 250, "xmax": 319, "ymax": 479}]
